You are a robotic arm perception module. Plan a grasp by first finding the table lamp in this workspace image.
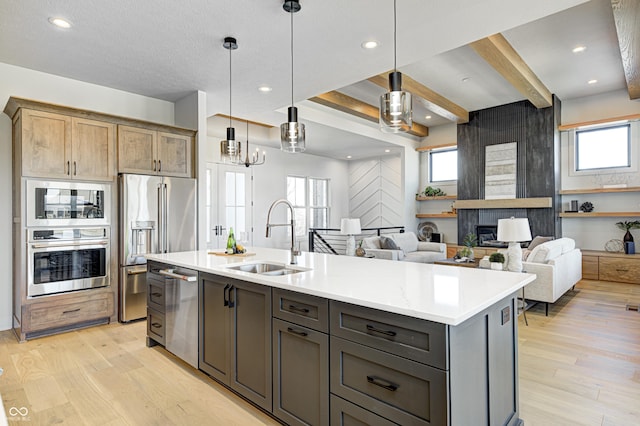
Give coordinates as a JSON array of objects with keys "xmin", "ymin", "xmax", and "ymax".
[
  {"xmin": 340, "ymin": 218, "xmax": 361, "ymax": 256},
  {"xmin": 497, "ymin": 217, "xmax": 532, "ymax": 272}
]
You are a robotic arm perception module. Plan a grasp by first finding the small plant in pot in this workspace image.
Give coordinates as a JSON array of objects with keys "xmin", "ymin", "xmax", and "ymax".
[
  {"xmin": 456, "ymin": 233, "xmax": 478, "ymax": 260},
  {"xmin": 616, "ymin": 220, "xmax": 640, "ymax": 254},
  {"xmin": 489, "ymin": 252, "xmax": 505, "ymax": 271}
]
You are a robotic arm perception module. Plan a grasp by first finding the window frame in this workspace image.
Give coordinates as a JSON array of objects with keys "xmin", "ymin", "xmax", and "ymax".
[
  {"xmin": 428, "ymin": 147, "xmax": 458, "ymax": 183},
  {"xmin": 568, "ymin": 121, "xmax": 638, "ymax": 177},
  {"xmin": 286, "ymin": 175, "xmax": 331, "ymax": 237}
]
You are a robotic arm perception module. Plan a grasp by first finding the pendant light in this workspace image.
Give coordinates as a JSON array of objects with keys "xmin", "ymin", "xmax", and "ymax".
[
  {"xmin": 231, "ymin": 120, "xmax": 266, "ymax": 167},
  {"xmin": 280, "ymin": 0, "xmax": 306, "ymax": 153},
  {"xmin": 220, "ymin": 36, "xmax": 241, "ymax": 162},
  {"xmin": 379, "ymin": 0, "xmax": 412, "ymax": 133}
]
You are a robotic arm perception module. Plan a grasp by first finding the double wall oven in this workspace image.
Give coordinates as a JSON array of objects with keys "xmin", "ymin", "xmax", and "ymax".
[{"xmin": 25, "ymin": 180, "xmax": 111, "ymax": 297}]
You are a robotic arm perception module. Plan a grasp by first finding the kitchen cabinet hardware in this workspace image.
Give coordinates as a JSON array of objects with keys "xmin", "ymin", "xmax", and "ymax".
[
  {"xmin": 366, "ymin": 324, "xmax": 397, "ymax": 337},
  {"xmin": 287, "ymin": 304, "xmax": 310, "ymax": 314},
  {"xmin": 366, "ymin": 375, "xmax": 399, "ymax": 392},
  {"xmin": 286, "ymin": 327, "xmax": 308, "ymax": 337},
  {"xmin": 62, "ymin": 308, "xmax": 81, "ymax": 314},
  {"xmin": 151, "ymin": 322, "xmax": 162, "ymax": 328},
  {"xmin": 223, "ymin": 284, "xmax": 230, "ymax": 306}
]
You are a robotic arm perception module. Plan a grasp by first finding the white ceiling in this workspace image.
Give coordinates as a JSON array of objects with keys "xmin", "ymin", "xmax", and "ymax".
[{"xmin": 0, "ymin": 0, "xmax": 626, "ymax": 160}]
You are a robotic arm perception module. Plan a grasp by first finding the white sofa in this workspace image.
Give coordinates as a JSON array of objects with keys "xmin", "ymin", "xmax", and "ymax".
[
  {"xmin": 361, "ymin": 231, "xmax": 446, "ymax": 263},
  {"xmin": 480, "ymin": 237, "xmax": 582, "ymax": 315}
]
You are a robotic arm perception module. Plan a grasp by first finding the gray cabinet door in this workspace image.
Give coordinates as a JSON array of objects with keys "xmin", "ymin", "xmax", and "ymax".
[
  {"xmin": 273, "ymin": 318, "xmax": 329, "ymax": 426},
  {"xmin": 199, "ymin": 274, "xmax": 231, "ymax": 383},
  {"xmin": 229, "ymin": 280, "xmax": 272, "ymax": 412}
]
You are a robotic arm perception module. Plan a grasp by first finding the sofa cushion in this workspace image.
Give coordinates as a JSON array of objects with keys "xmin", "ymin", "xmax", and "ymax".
[
  {"xmin": 380, "ymin": 236, "xmax": 400, "ymax": 250},
  {"xmin": 528, "ymin": 238, "xmax": 573, "ymax": 263},
  {"xmin": 404, "ymin": 250, "xmax": 446, "ymax": 263},
  {"xmin": 390, "ymin": 232, "xmax": 419, "ymax": 253},
  {"xmin": 528, "ymin": 236, "xmax": 554, "ymax": 251},
  {"xmin": 362, "ymin": 236, "xmax": 381, "ymax": 250}
]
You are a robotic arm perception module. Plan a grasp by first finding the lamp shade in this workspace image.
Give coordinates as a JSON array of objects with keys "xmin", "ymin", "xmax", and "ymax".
[
  {"xmin": 340, "ymin": 218, "xmax": 361, "ymax": 235},
  {"xmin": 497, "ymin": 217, "xmax": 532, "ymax": 242}
]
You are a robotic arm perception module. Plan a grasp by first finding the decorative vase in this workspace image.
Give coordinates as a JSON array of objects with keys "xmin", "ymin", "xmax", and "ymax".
[
  {"xmin": 490, "ymin": 262, "xmax": 503, "ymax": 271},
  {"xmin": 355, "ymin": 247, "xmax": 365, "ymax": 257},
  {"xmin": 623, "ymin": 231, "xmax": 634, "ymax": 254}
]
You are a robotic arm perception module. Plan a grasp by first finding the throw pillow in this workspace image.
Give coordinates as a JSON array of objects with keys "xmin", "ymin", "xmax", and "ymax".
[
  {"xmin": 380, "ymin": 236, "xmax": 400, "ymax": 250},
  {"xmin": 527, "ymin": 236, "xmax": 554, "ymax": 251}
]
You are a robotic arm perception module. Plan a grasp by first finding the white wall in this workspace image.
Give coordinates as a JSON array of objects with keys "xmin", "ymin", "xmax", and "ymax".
[
  {"xmin": 0, "ymin": 62, "xmax": 177, "ymax": 331},
  {"xmin": 203, "ymin": 135, "xmax": 350, "ymax": 251},
  {"xmin": 559, "ymin": 90, "xmax": 640, "ymax": 250}
]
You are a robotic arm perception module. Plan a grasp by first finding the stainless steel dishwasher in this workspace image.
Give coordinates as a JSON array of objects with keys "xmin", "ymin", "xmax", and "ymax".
[{"xmin": 159, "ymin": 267, "xmax": 199, "ymax": 368}]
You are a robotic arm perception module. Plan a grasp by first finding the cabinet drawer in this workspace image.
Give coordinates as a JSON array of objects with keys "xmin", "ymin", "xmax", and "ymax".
[
  {"xmin": 330, "ymin": 301, "xmax": 447, "ymax": 369},
  {"xmin": 147, "ymin": 307, "xmax": 165, "ymax": 346},
  {"xmin": 330, "ymin": 336, "xmax": 447, "ymax": 426},
  {"xmin": 29, "ymin": 292, "xmax": 112, "ymax": 331},
  {"xmin": 330, "ymin": 395, "xmax": 397, "ymax": 426},
  {"xmin": 147, "ymin": 275, "xmax": 166, "ymax": 312},
  {"xmin": 273, "ymin": 288, "xmax": 329, "ymax": 333},
  {"xmin": 599, "ymin": 257, "xmax": 640, "ymax": 284},
  {"xmin": 582, "ymin": 255, "xmax": 599, "ymax": 280}
]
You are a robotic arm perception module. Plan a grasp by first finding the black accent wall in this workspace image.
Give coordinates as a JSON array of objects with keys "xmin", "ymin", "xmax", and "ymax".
[{"xmin": 456, "ymin": 97, "xmax": 562, "ymax": 244}]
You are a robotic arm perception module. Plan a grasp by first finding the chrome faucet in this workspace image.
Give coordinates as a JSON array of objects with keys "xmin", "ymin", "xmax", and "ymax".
[{"xmin": 265, "ymin": 199, "xmax": 300, "ymax": 264}]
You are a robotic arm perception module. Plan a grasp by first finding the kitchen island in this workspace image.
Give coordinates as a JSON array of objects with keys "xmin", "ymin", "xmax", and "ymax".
[{"xmin": 146, "ymin": 248, "xmax": 534, "ymax": 426}]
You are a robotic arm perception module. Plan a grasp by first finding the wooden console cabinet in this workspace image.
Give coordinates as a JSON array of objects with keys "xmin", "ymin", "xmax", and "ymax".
[{"xmin": 581, "ymin": 250, "xmax": 640, "ymax": 284}]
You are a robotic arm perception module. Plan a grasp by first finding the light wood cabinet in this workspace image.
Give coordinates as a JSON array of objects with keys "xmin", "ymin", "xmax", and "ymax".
[
  {"xmin": 581, "ymin": 250, "xmax": 640, "ymax": 284},
  {"xmin": 18, "ymin": 109, "xmax": 115, "ymax": 181},
  {"xmin": 118, "ymin": 125, "xmax": 193, "ymax": 177}
]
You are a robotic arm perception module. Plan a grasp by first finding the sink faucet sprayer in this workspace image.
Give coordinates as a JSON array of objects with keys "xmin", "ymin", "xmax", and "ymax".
[{"xmin": 265, "ymin": 199, "xmax": 300, "ymax": 264}]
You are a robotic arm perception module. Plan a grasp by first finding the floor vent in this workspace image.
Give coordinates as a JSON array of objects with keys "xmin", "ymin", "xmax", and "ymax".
[{"xmin": 626, "ymin": 304, "xmax": 639, "ymax": 312}]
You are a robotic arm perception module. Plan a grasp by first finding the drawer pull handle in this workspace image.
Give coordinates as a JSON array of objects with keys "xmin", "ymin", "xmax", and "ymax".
[
  {"xmin": 615, "ymin": 269, "xmax": 628, "ymax": 273},
  {"xmin": 151, "ymin": 322, "xmax": 162, "ymax": 328},
  {"xmin": 151, "ymin": 292, "xmax": 162, "ymax": 297},
  {"xmin": 366, "ymin": 324, "xmax": 397, "ymax": 337},
  {"xmin": 63, "ymin": 308, "xmax": 81, "ymax": 314},
  {"xmin": 288, "ymin": 304, "xmax": 310, "ymax": 314},
  {"xmin": 286, "ymin": 327, "xmax": 308, "ymax": 337},
  {"xmin": 366, "ymin": 375, "xmax": 399, "ymax": 392}
]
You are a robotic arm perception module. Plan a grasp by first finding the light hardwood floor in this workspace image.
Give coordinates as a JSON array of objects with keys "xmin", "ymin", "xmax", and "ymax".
[{"xmin": 0, "ymin": 280, "xmax": 638, "ymax": 425}]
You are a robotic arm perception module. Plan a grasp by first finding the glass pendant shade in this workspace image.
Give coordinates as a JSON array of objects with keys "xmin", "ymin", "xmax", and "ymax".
[
  {"xmin": 280, "ymin": 106, "xmax": 306, "ymax": 153},
  {"xmin": 380, "ymin": 71, "xmax": 412, "ymax": 133},
  {"xmin": 220, "ymin": 127, "xmax": 241, "ymax": 161}
]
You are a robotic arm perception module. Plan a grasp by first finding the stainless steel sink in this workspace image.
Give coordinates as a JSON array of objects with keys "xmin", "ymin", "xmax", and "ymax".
[{"xmin": 227, "ymin": 262, "xmax": 307, "ymax": 276}]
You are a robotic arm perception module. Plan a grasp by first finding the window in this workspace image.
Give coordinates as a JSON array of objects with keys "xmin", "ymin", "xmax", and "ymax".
[
  {"xmin": 225, "ymin": 171, "xmax": 247, "ymax": 235},
  {"xmin": 287, "ymin": 176, "xmax": 330, "ymax": 237},
  {"xmin": 429, "ymin": 148, "xmax": 457, "ymax": 182},
  {"xmin": 576, "ymin": 124, "xmax": 630, "ymax": 171}
]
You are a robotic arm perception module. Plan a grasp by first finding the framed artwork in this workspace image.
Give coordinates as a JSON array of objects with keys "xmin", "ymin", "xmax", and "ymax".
[{"xmin": 485, "ymin": 142, "xmax": 517, "ymax": 199}]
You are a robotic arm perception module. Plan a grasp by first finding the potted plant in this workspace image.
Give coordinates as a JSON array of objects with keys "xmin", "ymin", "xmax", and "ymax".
[
  {"xmin": 489, "ymin": 252, "xmax": 505, "ymax": 270},
  {"xmin": 616, "ymin": 220, "xmax": 640, "ymax": 254},
  {"xmin": 355, "ymin": 240, "xmax": 366, "ymax": 257},
  {"xmin": 458, "ymin": 233, "xmax": 478, "ymax": 260}
]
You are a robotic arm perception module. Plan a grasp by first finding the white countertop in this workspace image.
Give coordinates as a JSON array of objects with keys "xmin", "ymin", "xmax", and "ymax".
[{"xmin": 146, "ymin": 248, "xmax": 535, "ymax": 326}]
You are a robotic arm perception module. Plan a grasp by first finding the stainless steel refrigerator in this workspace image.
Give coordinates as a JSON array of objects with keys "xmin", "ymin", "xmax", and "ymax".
[{"xmin": 119, "ymin": 174, "xmax": 197, "ymax": 322}]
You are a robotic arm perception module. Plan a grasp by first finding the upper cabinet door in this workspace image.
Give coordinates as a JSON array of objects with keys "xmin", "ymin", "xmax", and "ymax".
[
  {"xmin": 71, "ymin": 118, "xmax": 115, "ymax": 181},
  {"xmin": 157, "ymin": 131, "xmax": 192, "ymax": 177},
  {"xmin": 20, "ymin": 109, "xmax": 72, "ymax": 179},
  {"xmin": 118, "ymin": 125, "xmax": 157, "ymax": 174}
]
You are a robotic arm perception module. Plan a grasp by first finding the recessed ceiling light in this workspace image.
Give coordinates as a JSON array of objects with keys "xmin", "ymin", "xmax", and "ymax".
[
  {"xmin": 461, "ymin": 77, "xmax": 470, "ymax": 83},
  {"xmin": 48, "ymin": 17, "xmax": 71, "ymax": 28},
  {"xmin": 361, "ymin": 40, "xmax": 379, "ymax": 49},
  {"xmin": 384, "ymin": 149, "xmax": 391, "ymax": 153},
  {"xmin": 425, "ymin": 115, "xmax": 432, "ymax": 120},
  {"xmin": 347, "ymin": 155, "xmax": 352, "ymax": 159},
  {"xmin": 588, "ymin": 79, "xmax": 598, "ymax": 85},
  {"xmin": 572, "ymin": 45, "xmax": 587, "ymax": 53},
  {"xmin": 258, "ymin": 85, "xmax": 272, "ymax": 93}
]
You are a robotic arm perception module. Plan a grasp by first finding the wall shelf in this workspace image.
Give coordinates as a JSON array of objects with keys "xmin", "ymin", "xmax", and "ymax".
[
  {"xmin": 416, "ymin": 213, "xmax": 457, "ymax": 218},
  {"xmin": 416, "ymin": 195, "xmax": 457, "ymax": 201},
  {"xmin": 453, "ymin": 197, "xmax": 552, "ymax": 209},
  {"xmin": 559, "ymin": 186, "xmax": 640, "ymax": 195},
  {"xmin": 559, "ymin": 212, "xmax": 640, "ymax": 218}
]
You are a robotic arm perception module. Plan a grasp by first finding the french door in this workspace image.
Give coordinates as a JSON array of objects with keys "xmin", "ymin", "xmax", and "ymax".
[{"xmin": 205, "ymin": 162, "xmax": 253, "ymax": 250}]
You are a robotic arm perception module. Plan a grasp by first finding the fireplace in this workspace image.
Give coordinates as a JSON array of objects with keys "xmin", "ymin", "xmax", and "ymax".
[{"xmin": 476, "ymin": 225, "xmax": 507, "ymax": 248}]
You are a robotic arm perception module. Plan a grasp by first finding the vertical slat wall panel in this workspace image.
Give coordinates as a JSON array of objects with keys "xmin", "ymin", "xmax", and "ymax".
[
  {"xmin": 456, "ymin": 98, "xmax": 561, "ymax": 244},
  {"xmin": 349, "ymin": 157, "xmax": 402, "ymax": 228}
]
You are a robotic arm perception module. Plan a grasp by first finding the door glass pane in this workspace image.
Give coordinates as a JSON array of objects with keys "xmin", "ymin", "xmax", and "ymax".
[
  {"xmin": 235, "ymin": 173, "xmax": 245, "ymax": 205},
  {"xmin": 236, "ymin": 207, "xmax": 246, "ymax": 233},
  {"xmin": 226, "ymin": 206, "xmax": 236, "ymax": 231},
  {"xmin": 225, "ymin": 172, "xmax": 235, "ymax": 205}
]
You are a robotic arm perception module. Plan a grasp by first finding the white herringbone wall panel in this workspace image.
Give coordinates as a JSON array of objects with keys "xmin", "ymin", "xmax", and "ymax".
[{"xmin": 349, "ymin": 156, "xmax": 403, "ymax": 229}]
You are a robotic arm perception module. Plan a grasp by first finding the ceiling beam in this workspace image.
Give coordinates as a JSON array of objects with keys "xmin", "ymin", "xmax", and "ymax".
[
  {"xmin": 611, "ymin": 0, "xmax": 640, "ymax": 100},
  {"xmin": 215, "ymin": 114, "xmax": 274, "ymax": 128},
  {"xmin": 368, "ymin": 74, "xmax": 469, "ymax": 124},
  {"xmin": 309, "ymin": 91, "xmax": 429, "ymax": 137},
  {"xmin": 470, "ymin": 33, "xmax": 553, "ymax": 108}
]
